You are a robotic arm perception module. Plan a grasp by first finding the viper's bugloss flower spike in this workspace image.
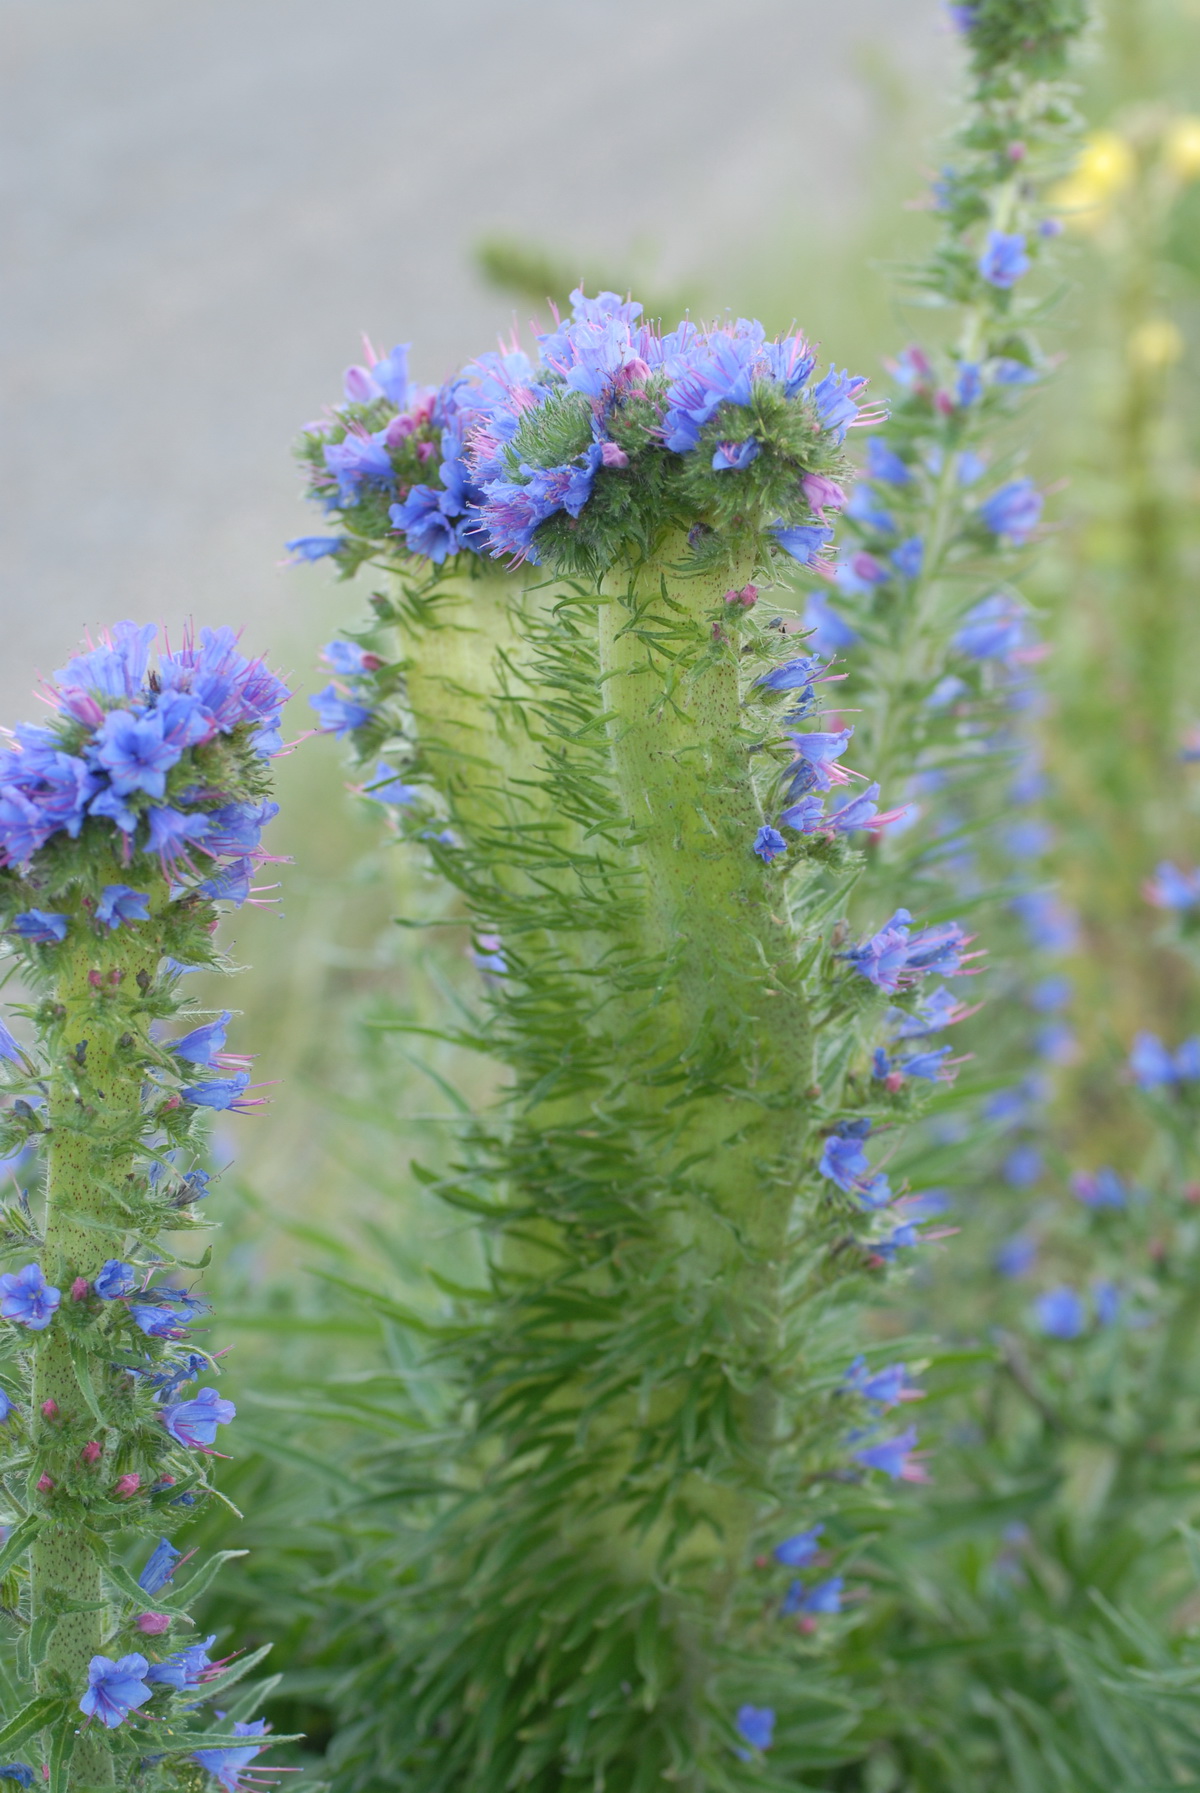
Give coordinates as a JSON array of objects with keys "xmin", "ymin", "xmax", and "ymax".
[{"xmin": 0, "ymin": 621, "xmax": 290, "ymax": 1786}]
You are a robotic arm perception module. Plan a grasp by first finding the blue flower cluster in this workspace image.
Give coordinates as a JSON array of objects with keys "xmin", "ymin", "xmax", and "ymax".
[
  {"xmin": 0, "ymin": 623, "xmax": 288, "ymax": 895},
  {"xmin": 296, "ymin": 290, "xmax": 880, "ymax": 574}
]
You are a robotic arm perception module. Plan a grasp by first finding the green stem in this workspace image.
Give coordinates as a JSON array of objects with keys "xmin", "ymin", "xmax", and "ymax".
[
  {"xmin": 597, "ymin": 535, "xmax": 816, "ymax": 1590},
  {"xmin": 32, "ymin": 892, "xmax": 162, "ymax": 1789}
]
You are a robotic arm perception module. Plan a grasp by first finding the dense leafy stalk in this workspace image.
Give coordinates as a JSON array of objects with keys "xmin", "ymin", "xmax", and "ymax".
[
  {"xmin": 287, "ymin": 299, "xmax": 985, "ymax": 1787},
  {"xmin": 0, "ymin": 626, "xmax": 293, "ymax": 1790}
]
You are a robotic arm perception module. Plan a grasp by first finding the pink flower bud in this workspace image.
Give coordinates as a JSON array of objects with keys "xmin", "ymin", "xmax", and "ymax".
[
  {"xmin": 87, "ymin": 969, "xmax": 103, "ymax": 988},
  {"xmin": 40, "ymin": 1400, "xmax": 58, "ymax": 1421},
  {"xmin": 934, "ymin": 390, "xmax": 954, "ymax": 417},
  {"xmin": 70, "ymin": 1277, "xmax": 90, "ymax": 1303},
  {"xmin": 738, "ymin": 585, "xmax": 759, "ymax": 608},
  {"xmin": 113, "ymin": 1473, "xmax": 141, "ymax": 1499},
  {"xmin": 157, "ymin": 1474, "xmax": 176, "ymax": 1486},
  {"xmin": 884, "ymin": 1072, "xmax": 904, "ymax": 1094},
  {"xmin": 80, "ymin": 1441, "xmax": 101, "ymax": 1465},
  {"xmin": 36, "ymin": 1474, "xmax": 54, "ymax": 1494},
  {"xmin": 600, "ymin": 442, "xmax": 629, "ymax": 469},
  {"xmin": 135, "ymin": 1612, "xmax": 171, "ymax": 1635},
  {"xmin": 797, "ymin": 1615, "xmax": 818, "ymax": 1635},
  {"xmin": 162, "ymin": 1093, "xmax": 181, "ymax": 1111},
  {"xmin": 1007, "ymin": 139, "xmax": 1027, "ymax": 161}
]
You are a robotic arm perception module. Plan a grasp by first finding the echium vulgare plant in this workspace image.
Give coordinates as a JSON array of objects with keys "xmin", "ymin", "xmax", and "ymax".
[
  {"xmin": 290, "ymin": 294, "xmax": 982, "ymax": 1790},
  {"xmin": 0, "ymin": 624, "xmax": 296, "ymax": 1791}
]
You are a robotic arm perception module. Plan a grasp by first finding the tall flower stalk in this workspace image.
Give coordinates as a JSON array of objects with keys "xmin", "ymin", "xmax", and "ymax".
[
  {"xmin": 292, "ymin": 299, "xmax": 978, "ymax": 1788},
  {"xmin": 0, "ymin": 626, "xmax": 293, "ymax": 1790}
]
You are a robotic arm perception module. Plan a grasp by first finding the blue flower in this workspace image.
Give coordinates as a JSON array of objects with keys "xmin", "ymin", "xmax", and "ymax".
[
  {"xmin": 1010, "ymin": 891, "xmax": 1078, "ymax": 953},
  {"xmin": 845, "ymin": 486, "xmax": 896, "ymax": 533},
  {"xmin": 836, "ymin": 551, "xmax": 891, "ymax": 595},
  {"xmin": 197, "ymin": 859, "xmax": 253, "ymax": 906},
  {"xmin": 1034, "ymin": 1286, "xmax": 1085, "ymax": 1339},
  {"xmin": 170, "ymin": 1013, "xmax": 231, "ymax": 1067},
  {"xmin": 11, "ymin": 910, "xmax": 68, "ymax": 944},
  {"xmin": 753, "ymin": 826, "xmax": 787, "ymax": 864},
  {"xmin": 662, "ymin": 330, "xmax": 762, "ymax": 452},
  {"xmin": 778, "ymin": 794, "xmax": 826, "ymax": 835},
  {"xmin": 853, "ymin": 1427, "xmax": 926, "ymax": 1481},
  {"xmin": 1003, "ymin": 1144, "xmax": 1043, "ymax": 1188},
  {"xmin": 995, "ymin": 1234, "xmax": 1037, "ymax": 1278},
  {"xmin": 829, "ymin": 783, "xmax": 890, "ymax": 835},
  {"xmin": 1073, "ymin": 1168, "xmax": 1126, "ymax": 1209},
  {"xmin": 1094, "ymin": 1281, "xmax": 1122, "ymax": 1326},
  {"xmin": 866, "ymin": 438, "xmax": 912, "ymax": 485},
  {"xmin": 991, "ymin": 357, "xmax": 1041, "ymax": 387},
  {"xmin": 711, "ymin": 438, "xmax": 760, "ymax": 471},
  {"xmin": 0, "ymin": 1263, "xmax": 60, "ymax": 1331},
  {"xmin": 781, "ymin": 1575, "xmax": 843, "ymax": 1616},
  {"xmin": 786, "ymin": 728, "xmax": 853, "ymax": 796},
  {"xmin": 956, "ymin": 362, "xmax": 983, "ymax": 406},
  {"xmin": 284, "ymin": 535, "xmax": 344, "ymax": 563},
  {"xmin": 755, "ymin": 655, "xmax": 825, "ymax": 696},
  {"xmin": 78, "ymin": 1653, "xmax": 152, "ymax": 1729},
  {"xmin": 144, "ymin": 807, "xmax": 212, "ymax": 862},
  {"xmin": 130, "ymin": 1304, "xmax": 194, "ymax": 1338},
  {"xmin": 95, "ymin": 884, "xmax": 150, "ymax": 929},
  {"xmin": 138, "ymin": 1538, "xmax": 181, "ymax": 1594},
  {"xmin": 1130, "ymin": 1031, "xmax": 1200, "ymax": 1087},
  {"xmin": 845, "ymin": 1357, "xmax": 920, "ymax": 1407},
  {"xmin": 819, "ymin": 1126, "xmax": 891, "ymax": 1208},
  {"xmin": 161, "ymin": 1385, "xmax": 236, "ymax": 1449},
  {"xmin": 389, "ymin": 486, "xmax": 461, "ymax": 564},
  {"xmin": 0, "ymin": 1022, "xmax": 23, "ymax": 1065},
  {"xmin": 774, "ymin": 1524, "xmax": 824, "ymax": 1567},
  {"xmin": 772, "ymin": 523, "xmax": 834, "ymax": 565},
  {"xmin": 812, "ymin": 366, "xmax": 867, "ymax": 443},
  {"xmin": 323, "ymin": 430, "xmax": 394, "ymax": 505},
  {"xmin": 95, "ymin": 1260, "xmax": 136, "ymax": 1299},
  {"xmin": 180, "ymin": 1073, "xmax": 252, "ymax": 1112},
  {"xmin": 1145, "ymin": 862, "xmax": 1200, "ymax": 910},
  {"xmin": 91, "ymin": 709, "xmax": 185, "ymax": 799},
  {"xmin": 954, "ymin": 593, "xmax": 1028, "ymax": 660},
  {"xmin": 1029, "ymin": 975, "xmax": 1072, "ymax": 1013},
  {"xmin": 201, "ymin": 800, "xmax": 278, "ymax": 859},
  {"xmin": 193, "ymin": 1718, "xmax": 270, "ymax": 1791},
  {"xmin": 979, "ymin": 230, "xmax": 1031, "ymax": 289},
  {"xmin": 309, "ymin": 685, "xmax": 373, "ymax": 738},
  {"xmin": 0, "ymin": 1766, "xmax": 33, "ymax": 1787},
  {"xmin": 734, "ymin": 1706, "xmax": 775, "ymax": 1755},
  {"xmin": 979, "ymin": 478, "xmax": 1043, "ymax": 544},
  {"xmin": 844, "ymin": 910, "xmax": 973, "ymax": 991},
  {"xmin": 144, "ymin": 1635, "xmax": 216, "ymax": 1689},
  {"xmin": 890, "ymin": 537, "xmax": 924, "ymax": 579},
  {"xmin": 803, "ymin": 593, "xmax": 858, "ymax": 654}
]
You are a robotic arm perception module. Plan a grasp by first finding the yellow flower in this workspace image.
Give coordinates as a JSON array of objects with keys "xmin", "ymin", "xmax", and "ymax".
[
  {"xmin": 1128, "ymin": 318, "xmax": 1185, "ymax": 370},
  {"xmin": 1050, "ymin": 131, "xmax": 1135, "ymax": 230},
  {"xmin": 1163, "ymin": 116, "xmax": 1200, "ymax": 181}
]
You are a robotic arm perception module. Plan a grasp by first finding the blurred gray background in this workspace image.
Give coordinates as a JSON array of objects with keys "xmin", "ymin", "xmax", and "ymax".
[{"xmin": 1, "ymin": 0, "xmax": 950, "ymax": 722}]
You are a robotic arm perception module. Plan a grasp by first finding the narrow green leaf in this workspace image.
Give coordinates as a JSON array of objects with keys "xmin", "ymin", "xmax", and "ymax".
[
  {"xmin": 0, "ymin": 1694, "xmax": 61, "ymax": 1752},
  {"xmin": 147, "ymin": 1726, "xmax": 304, "ymax": 1756},
  {"xmin": 69, "ymin": 1340, "xmax": 105, "ymax": 1428},
  {"xmin": 0, "ymin": 1513, "xmax": 41, "ymax": 1582},
  {"xmin": 48, "ymin": 1709, "xmax": 76, "ymax": 1793}
]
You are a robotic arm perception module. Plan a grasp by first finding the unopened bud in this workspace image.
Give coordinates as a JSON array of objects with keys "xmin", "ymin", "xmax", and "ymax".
[
  {"xmin": 80, "ymin": 1441, "xmax": 102, "ymax": 1465},
  {"xmin": 1007, "ymin": 140, "xmax": 1027, "ymax": 161},
  {"xmin": 36, "ymin": 1474, "xmax": 54, "ymax": 1494},
  {"xmin": 797, "ymin": 1615, "xmax": 818, "ymax": 1635},
  {"xmin": 134, "ymin": 1612, "xmax": 171, "ymax": 1635},
  {"xmin": 87, "ymin": 969, "xmax": 103, "ymax": 988},
  {"xmin": 70, "ymin": 1277, "xmax": 90, "ymax": 1303},
  {"xmin": 884, "ymin": 1072, "xmax": 904, "ymax": 1094},
  {"xmin": 113, "ymin": 1473, "xmax": 141, "ymax": 1499},
  {"xmin": 162, "ymin": 1093, "xmax": 181, "ymax": 1112},
  {"xmin": 40, "ymin": 1400, "xmax": 58, "ymax": 1421}
]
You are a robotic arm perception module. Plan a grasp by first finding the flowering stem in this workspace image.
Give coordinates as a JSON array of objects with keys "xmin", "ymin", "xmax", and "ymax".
[{"xmin": 30, "ymin": 885, "xmax": 164, "ymax": 1786}]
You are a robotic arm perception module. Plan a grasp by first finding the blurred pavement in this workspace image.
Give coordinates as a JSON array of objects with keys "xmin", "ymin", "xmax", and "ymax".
[{"xmin": 0, "ymin": 0, "xmax": 949, "ymax": 717}]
